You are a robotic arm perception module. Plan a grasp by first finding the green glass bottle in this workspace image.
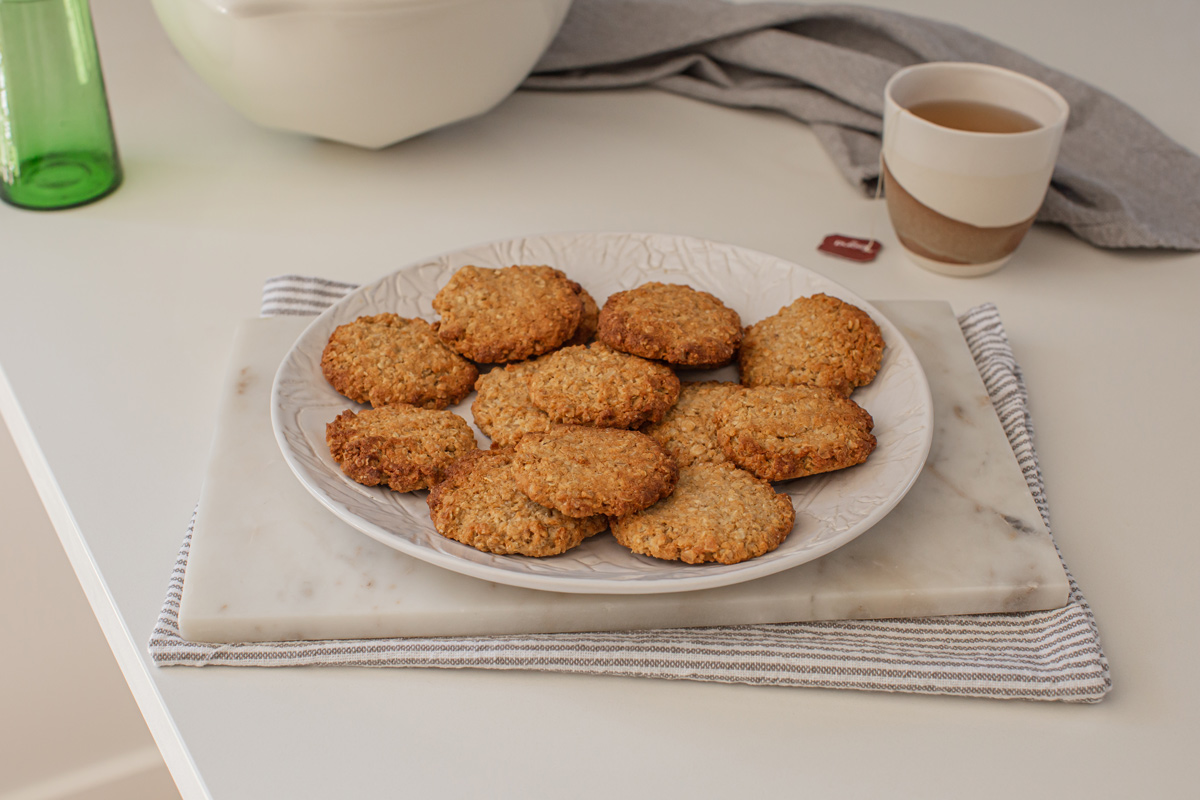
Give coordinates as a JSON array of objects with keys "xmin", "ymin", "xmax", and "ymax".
[{"xmin": 0, "ymin": 0, "xmax": 121, "ymax": 210}]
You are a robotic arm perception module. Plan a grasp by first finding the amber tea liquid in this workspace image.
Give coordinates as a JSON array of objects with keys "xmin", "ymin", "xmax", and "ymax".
[{"xmin": 906, "ymin": 100, "xmax": 1041, "ymax": 134}]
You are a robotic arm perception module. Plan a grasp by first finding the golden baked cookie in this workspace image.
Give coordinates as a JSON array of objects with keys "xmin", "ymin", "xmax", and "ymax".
[
  {"xmin": 641, "ymin": 381, "xmax": 740, "ymax": 468},
  {"xmin": 320, "ymin": 313, "xmax": 477, "ymax": 409},
  {"xmin": 714, "ymin": 385, "xmax": 876, "ymax": 481},
  {"xmin": 426, "ymin": 449, "xmax": 607, "ymax": 557},
  {"xmin": 326, "ymin": 405, "xmax": 478, "ymax": 493},
  {"xmin": 432, "ymin": 265, "xmax": 583, "ymax": 363},
  {"xmin": 528, "ymin": 342, "xmax": 680, "ymax": 428},
  {"xmin": 610, "ymin": 462, "xmax": 795, "ymax": 564},
  {"xmin": 470, "ymin": 360, "xmax": 552, "ymax": 448},
  {"xmin": 597, "ymin": 282, "xmax": 743, "ymax": 367},
  {"xmin": 512, "ymin": 426, "xmax": 678, "ymax": 518},
  {"xmin": 738, "ymin": 293, "xmax": 884, "ymax": 396},
  {"xmin": 562, "ymin": 285, "xmax": 600, "ymax": 347}
]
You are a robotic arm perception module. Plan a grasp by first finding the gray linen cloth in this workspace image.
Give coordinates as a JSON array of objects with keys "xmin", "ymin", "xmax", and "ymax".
[{"xmin": 524, "ymin": 0, "xmax": 1200, "ymax": 250}]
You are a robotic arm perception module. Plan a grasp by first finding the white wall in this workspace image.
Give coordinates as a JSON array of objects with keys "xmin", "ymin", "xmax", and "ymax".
[{"xmin": 0, "ymin": 420, "xmax": 180, "ymax": 800}]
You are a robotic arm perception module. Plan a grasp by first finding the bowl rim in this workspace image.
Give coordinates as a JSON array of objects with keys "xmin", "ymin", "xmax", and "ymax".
[{"xmin": 187, "ymin": 0, "xmax": 560, "ymax": 20}]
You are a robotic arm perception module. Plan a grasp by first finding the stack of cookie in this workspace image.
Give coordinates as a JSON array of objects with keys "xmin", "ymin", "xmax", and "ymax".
[{"xmin": 320, "ymin": 265, "xmax": 885, "ymax": 567}]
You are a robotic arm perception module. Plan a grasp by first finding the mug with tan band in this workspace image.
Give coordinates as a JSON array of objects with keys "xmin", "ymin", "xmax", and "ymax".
[{"xmin": 882, "ymin": 62, "xmax": 1069, "ymax": 277}]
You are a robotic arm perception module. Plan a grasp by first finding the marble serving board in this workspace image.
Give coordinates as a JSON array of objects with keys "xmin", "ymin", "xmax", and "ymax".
[{"xmin": 177, "ymin": 301, "xmax": 1069, "ymax": 643}]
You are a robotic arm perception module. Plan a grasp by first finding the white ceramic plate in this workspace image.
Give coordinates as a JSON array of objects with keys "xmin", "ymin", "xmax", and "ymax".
[{"xmin": 272, "ymin": 232, "xmax": 933, "ymax": 594}]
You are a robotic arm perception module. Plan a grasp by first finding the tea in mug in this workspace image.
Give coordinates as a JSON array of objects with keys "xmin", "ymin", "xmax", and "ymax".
[
  {"xmin": 881, "ymin": 63, "xmax": 1069, "ymax": 276},
  {"xmin": 906, "ymin": 100, "xmax": 1041, "ymax": 134}
]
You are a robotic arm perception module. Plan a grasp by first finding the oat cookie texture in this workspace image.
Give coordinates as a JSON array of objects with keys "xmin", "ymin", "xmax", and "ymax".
[
  {"xmin": 738, "ymin": 293, "xmax": 884, "ymax": 396},
  {"xmin": 470, "ymin": 360, "xmax": 553, "ymax": 448},
  {"xmin": 426, "ymin": 449, "xmax": 607, "ymax": 557},
  {"xmin": 714, "ymin": 385, "xmax": 876, "ymax": 481},
  {"xmin": 326, "ymin": 405, "xmax": 478, "ymax": 493},
  {"xmin": 610, "ymin": 462, "xmax": 795, "ymax": 564},
  {"xmin": 563, "ymin": 285, "xmax": 600, "ymax": 347},
  {"xmin": 641, "ymin": 381, "xmax": 740, "ymax": 468},
  {"xmin": 432, "ymin": 265, "xmax": 584, "ymax": 363},
  {"xmin": 512, "ymin": 426, "xmax": 678, "ymax": 518},
  {"xmin": 528, "ymin": 342, "xmax": 680, "ymax": 428},
  {"xmin": 320, "ymin": 313, "xmax": 477, "ymax": 409},
  {"xmin": 598, "ymin": 282, "xmax": 743, "ymax": 367}
]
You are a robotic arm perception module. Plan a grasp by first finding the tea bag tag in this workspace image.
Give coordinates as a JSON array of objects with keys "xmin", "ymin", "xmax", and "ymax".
[
  {"xmin": 817, "ymin": 235, "xmax": 882, "ymax": 263},
  {"xmin": 816, "ymin": 165, "xmax": 885, "ymax": 263}
]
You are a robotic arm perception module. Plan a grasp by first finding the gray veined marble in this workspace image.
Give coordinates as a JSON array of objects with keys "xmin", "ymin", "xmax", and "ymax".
[{"xmin": 177, "ymin": 301, "xmax": 1068, "ymax": 643}]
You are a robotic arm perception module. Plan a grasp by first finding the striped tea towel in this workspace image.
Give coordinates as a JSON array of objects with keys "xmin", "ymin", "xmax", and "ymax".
[{"xmin": 148, "ymin": 276, "xmax": 1111, "ymax": 703}]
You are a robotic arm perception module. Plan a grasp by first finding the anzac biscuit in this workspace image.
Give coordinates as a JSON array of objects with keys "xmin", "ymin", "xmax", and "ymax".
[
  {"xmin": 610, "ymin": 462, "xmax": 795, "ymax": 564},
  {"xmin": 714, "ymin": 385, "xmax": 876, "ymax": 481},
  {"xmin": 321, "ymin": 313, "xmax": 477, "ymax": 409},
  {"xmin": 641, "ymin": 381, "xmax": 739, "ymax": 468},
  {"xmin": 470, "ymin": 360, "xmax": 552, "ymax": 448},
  {"xmin": 512, "ymin": 426, "xmax": 678, "ymax": 518},
  {"xmin": 326, "ymin": 405, "xmax": 478, "ymax": 493},
  {"xmin": 432, "ymin": 265, "xmax": 583, "ymax": 363},
  {"xmin": 597, "ymin": 282, "xmax": 743, "ymax": 367},
  {"xmin": 528, "ymin": 343, "xmax": 680, "ymax": 428},
  {"xmin": 426, "ymin": 449, "xmax": 607, "ymax": 557},
  {"xmin": 562, "ymin": 286, "xmax": 600, "ymax": 347},
  {"xmin": 738, "ymin": 293, "xmax": 884, "ymax": 396}
]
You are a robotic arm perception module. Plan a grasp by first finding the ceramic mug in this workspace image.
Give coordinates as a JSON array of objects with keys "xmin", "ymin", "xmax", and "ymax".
[{"xmin": 882, "ymin": 62, "xmax": 1069, "ymax": 277}]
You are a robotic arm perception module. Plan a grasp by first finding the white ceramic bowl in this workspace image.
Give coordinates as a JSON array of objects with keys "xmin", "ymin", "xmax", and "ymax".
[{"xmin": 151, "ymin": 0, "xmax": 573, "ymax": 148}]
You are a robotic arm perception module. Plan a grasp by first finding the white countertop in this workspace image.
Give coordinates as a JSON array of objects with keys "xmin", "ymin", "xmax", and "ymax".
[{"xmin": 1, "ymin": 0, "xmax": 1197, "ymax": 798}]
